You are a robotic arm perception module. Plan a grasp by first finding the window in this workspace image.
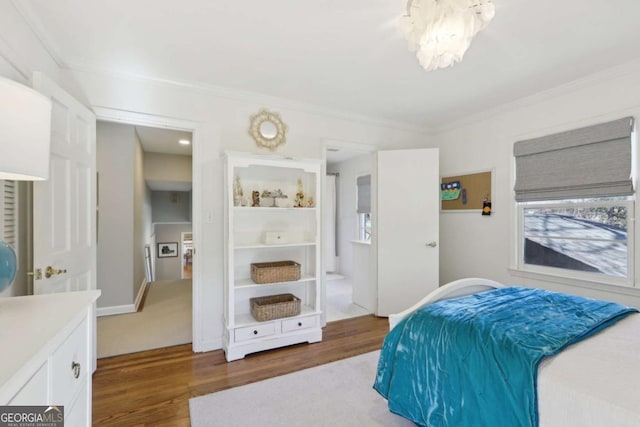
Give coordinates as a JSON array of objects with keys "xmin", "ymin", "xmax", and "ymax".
[
  {"xmin": 356, "ymin": 174, "xmax": 371, "ymax": 241},
  {"xmin": 517, "ymin": 198, "xmax": 632, "ymax": 284},
  {"xmin": 513, "ymin": 117, "xmax": 635, "ymax": 286},
  {"xmin": 358, "ymin": 212, "xmax": 371, "ymax": 241}
]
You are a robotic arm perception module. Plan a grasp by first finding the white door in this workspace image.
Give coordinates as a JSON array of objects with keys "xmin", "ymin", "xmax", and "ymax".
[
  {"xmin": 32, "ymin": 72, "xmax": 97, "ymax": 294},
  {"xmin": 375, "ymin": 148, "xmax": 439, "ymax": 316}
]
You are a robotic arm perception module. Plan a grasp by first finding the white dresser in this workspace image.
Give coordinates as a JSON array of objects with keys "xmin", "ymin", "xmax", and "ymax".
[{"xmin": 0, "ymin": 290, "xmax": 100, "ymax": 426}]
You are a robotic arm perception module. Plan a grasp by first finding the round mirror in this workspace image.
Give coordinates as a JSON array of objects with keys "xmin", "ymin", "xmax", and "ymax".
[
  {"xmin": 259, "ymin": 120, "xmax": 278, "ymax": 140},
  {"xmin": 249, "ymin": 109, "xmax": 288, "ymax": 150}
]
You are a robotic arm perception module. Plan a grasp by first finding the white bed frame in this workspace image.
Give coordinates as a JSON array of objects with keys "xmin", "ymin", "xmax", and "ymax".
[{"xmin": 388, "ymin": 278, "xmax": 504, "ymax": 330}]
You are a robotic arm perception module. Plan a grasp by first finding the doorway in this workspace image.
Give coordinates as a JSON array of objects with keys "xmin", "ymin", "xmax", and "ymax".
[
  {"xmin": 95, "ymin": 120, "xmax": 196, "ymax": 357},
  {"xmin": 324, "ymin": 145, "xmax": 374, "ymax": 322},
  {"xmin": 181, "ymin": 231, "xmax": 193, "ymax": 279}
]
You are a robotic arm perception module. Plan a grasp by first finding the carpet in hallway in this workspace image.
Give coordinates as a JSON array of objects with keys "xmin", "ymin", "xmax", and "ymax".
[{"xmin": 97, "ymin": 279, "xmax": 192, "ymax": 358}]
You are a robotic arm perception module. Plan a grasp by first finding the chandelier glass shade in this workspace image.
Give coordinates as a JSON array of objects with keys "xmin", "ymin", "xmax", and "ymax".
[{"xmin": 400, "ymin": 0, "xmax": 495, "ymax": 71}]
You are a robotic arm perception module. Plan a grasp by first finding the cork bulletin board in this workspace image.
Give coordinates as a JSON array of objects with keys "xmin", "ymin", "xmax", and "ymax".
[{"xmin": 441, "ymin": 170, "xmax": 493, "ymax": 212}]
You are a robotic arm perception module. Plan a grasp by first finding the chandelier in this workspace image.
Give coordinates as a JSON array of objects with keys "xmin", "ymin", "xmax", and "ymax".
[{"xmin": 400, "ymin": 0, "xmax": 495, "ymax": 71}]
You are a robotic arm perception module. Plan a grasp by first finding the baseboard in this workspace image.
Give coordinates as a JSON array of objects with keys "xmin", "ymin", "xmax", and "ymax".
[
  {"xmin": 134, "ymin": 279, "xmax": 149, "ymax": 311},
  {"xmin": 192, "ymin": 337, "xmax": 223, "ymax": 353},
  {"xmin": 97, "ymin": 304, "xmax": 136, "ymax": 317}
]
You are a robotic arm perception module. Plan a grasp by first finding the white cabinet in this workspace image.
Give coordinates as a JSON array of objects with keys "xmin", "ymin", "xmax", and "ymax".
[
  {"xmin": 223, "ymin": 152, "xmax": 322, "ymax": 361},
  {"xmin": 0, "ymin": 291, "xmax": 100, "ymax": 426}
]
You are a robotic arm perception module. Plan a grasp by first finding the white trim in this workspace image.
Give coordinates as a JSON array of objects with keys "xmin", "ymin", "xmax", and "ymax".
[
  {"xmin": 93, "ymin": 107, "xmax": 205, "ymax": 351},
  {"xmin": 0, "ymin": 35, "xmax": 30, "ymax": 82},
  {"xmin": 9, "ymin": 0, "xmax": 67, "ymax": 68},
  {"xmin": 97, "ymin": 304, "xmax": 136, "ymax": 317},
  {"xmin": 508, "ymin": 268, "xmax": 640, "ymax": 298},
  {"xmin": 73, "ymin": 66, "xmax": 432, "ymax": 134},
  {"xmin": 196, "ymin": 337, "xmax": 223, "ymax": 353},
  {"xmin": 134, "ymin": 279, "xmax": 148, "ymax": 312}
]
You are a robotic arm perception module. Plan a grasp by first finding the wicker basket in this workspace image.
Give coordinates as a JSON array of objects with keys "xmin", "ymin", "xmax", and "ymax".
[
  {"xmin": 250, "ymin": 261, "xmax": 301, "ymax": 284},
  {"xmin": 250, "ymin": 293, "xmax": 301, "ymax": 321}
]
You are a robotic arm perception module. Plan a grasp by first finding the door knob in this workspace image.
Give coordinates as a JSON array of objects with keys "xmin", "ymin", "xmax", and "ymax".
[
  {"xmin": 426, "ymin": 241, "xmax": 437, "ymax": 248},
  {"xmin": 45, "ymin": 266, "xmax": 67, "ymax": 278}
]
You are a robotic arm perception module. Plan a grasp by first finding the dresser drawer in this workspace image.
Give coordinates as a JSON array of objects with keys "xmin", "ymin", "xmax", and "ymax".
[
  {"xmin": 235, "ymin": 322, "xmax": 277, "ymax": 342},
  {"xmin": 51, "ymin": 316, "xmax": 88, "ymax": 406},
  {"xmin": 282, "ymin": 316, "xmax": 317, "ymax": 333}
]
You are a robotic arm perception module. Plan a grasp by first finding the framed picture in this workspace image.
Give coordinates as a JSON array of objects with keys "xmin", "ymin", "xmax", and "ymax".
[{"xmin": 157, "ymin": 242, "xmax": 179, "ymax": 258}]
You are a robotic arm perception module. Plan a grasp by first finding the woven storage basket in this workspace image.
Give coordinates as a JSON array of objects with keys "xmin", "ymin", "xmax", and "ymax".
[
  {"xmin": 251, "ymin": 261, "xmax": 301, "ymax": 284},
  {"xmin": 250, "ymin": 293, "xmax": 301, "ymax": 321}
]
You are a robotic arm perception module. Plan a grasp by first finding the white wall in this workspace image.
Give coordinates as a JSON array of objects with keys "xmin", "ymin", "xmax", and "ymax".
[
  {"xmin": 151, "ymin": 191, "xmax": 191, "ymax": 223},
  {"xmin": 145, "ymin": 152, "xmax": 192, "ymax": 187},
  {"xmin": 327, "ymin": 154, "xmax": 373, "ymax": 279},
  {"xmin": 434, "ymin": 60, "xmax": 640, "ymax": 308},
  {"xmin": 61, "ymin": 66, "xmax": 432, "ymax": 351},
  {"xmin": 0, "ymin": 1, "xmax": 60, "ymax": 85},
  {"xmin": 155, "ymin": 223, "xmax": 192, "ymax": 281}
]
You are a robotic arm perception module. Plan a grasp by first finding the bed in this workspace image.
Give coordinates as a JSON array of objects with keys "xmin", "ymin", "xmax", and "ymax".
[{"xmin": 375, "ymin": 278, "xmax": 640, "ymax": 427}]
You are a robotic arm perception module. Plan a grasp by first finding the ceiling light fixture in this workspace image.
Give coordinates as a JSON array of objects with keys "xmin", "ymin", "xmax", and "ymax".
[
  {"xmin": 179, "ymin": 139, "xmax": 191, "ymax": 145},
  {"xmin": 400, "ymin": 0, "xmax": 495, "ymax": 71}
]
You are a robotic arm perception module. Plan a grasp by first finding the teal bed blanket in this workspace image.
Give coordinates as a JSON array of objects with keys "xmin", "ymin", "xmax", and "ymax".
[{"xmin": 374, "ymin": 286, "xmax": 637, "ymax": 427}]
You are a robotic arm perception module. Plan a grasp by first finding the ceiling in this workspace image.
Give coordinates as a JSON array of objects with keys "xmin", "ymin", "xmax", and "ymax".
[
  {"xmin": 135, "ymin": 125, "xmax": 192, "ymax": 155},
  {"xmin": 19, "ymin": 0, "xmax": 640, "ymax": 129}
]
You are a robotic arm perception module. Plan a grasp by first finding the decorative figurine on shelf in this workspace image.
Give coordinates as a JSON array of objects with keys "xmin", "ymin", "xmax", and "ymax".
[
  {"xmin": 252, "ymin": 191, "xmax": 260, "ymax": 207},
  {"xmin": 261, "ymin": 189, "xmax": 288, "ymax": 207},
  {"xmin": 294, "ymin": 178, "xmax": 305, "ymax": 208},
  {"xmin": 307, "ymin": 197, "xmax": 315, "ymax": 208},
  {"xmin": 233, "ymin": 176, "xmax": 244, "ymax": 206}
]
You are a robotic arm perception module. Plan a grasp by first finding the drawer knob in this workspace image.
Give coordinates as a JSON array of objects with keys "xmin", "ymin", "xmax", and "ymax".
[
  {"xmin": 297, "ymin": 322, "xmax": 302, "ymax": 327},
  {"xmin": 253, "ymin": 330, "xmax": 258, "ymax": 335},
  {"xmin": 71, "ymin": 361, "xmax": 81, "ymax": 379}
]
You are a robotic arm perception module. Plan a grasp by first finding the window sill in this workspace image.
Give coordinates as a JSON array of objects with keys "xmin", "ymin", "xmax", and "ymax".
[
  {"xmin": 350, "ymin": 240, "xmax": 371, "ymax": 246},
  {"xmin": 508, "ymin": 267, "xmax": 640, "ymax": 297}
]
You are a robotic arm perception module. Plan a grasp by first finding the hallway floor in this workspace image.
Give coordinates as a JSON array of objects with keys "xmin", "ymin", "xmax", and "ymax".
[
  {"xmin": 325, "ymin": 274, "xmax": 371, "ymax": 322},
  {"xmin": 97, "ymin": 279, "xmax": 192, "ymax": 358}
]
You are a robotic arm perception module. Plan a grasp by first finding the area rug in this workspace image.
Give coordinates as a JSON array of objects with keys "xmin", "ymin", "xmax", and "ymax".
[{"xmin": 189, "ymin": 351, "xmax": 414, "ymax": 427}]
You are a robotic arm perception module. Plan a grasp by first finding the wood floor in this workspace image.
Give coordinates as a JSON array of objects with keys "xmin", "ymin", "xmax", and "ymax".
[{"xmin": 92, "ymin": 314, "xmax": 389, "ymax": 426}]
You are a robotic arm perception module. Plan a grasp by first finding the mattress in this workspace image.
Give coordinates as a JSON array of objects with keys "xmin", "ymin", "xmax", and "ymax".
[{"xmin": 538, "ymin": 312, "xmax": 640, "ymax": 426}]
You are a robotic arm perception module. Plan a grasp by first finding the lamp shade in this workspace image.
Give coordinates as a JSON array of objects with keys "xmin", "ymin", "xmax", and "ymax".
[{"xmin": 0, "ymin": 77, "xmax": 52, "ymax": 180}]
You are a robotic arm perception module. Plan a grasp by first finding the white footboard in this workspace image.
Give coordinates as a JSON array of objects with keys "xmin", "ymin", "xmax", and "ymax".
[{"xmin": 388, "ymin": 278, "xmax": 504, "ymax": 330}]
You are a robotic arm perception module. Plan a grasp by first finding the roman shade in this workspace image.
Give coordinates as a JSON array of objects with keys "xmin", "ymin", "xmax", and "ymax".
[
  {"xmin": 356, "ymin": 174, "xmax": 371, "ymax": 214},
  {"xmin": 514, "ymin": 117, "xmax": 634, "ymax": 202}
]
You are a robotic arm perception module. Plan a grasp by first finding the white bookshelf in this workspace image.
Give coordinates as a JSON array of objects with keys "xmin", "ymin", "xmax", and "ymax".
[{"xmin": 223, "ymin": 151, "xmax": 323, "ymax": 361}]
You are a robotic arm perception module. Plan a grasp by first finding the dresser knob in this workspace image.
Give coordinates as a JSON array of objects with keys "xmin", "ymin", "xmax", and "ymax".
[
  {"xmin": 71, "ymin": 361, "xmax": 81, "ymax": 379},
  {"xmin": 297, "ymin": 322, "xmax": 302, "ymax": 327},
  {"xmin": 253, "ymin": 330, "xmax": 258, "ymax": 335}
]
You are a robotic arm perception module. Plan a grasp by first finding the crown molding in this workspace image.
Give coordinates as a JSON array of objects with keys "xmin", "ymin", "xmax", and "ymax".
[
  {"xmin": 10, "ymin": 0, "xmax": 67, "ymax": 68},
  {"xmin": 0, "ymin": 33, "xmax": 30, "ymax": 82},
  {"xmin": 432, "ymin": 58, "xmax": 640, "ymax": 135},
  {"xmin": 65, "ymin": 61, "xmax": 433, "ymax": 136}
]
